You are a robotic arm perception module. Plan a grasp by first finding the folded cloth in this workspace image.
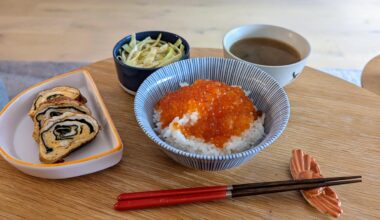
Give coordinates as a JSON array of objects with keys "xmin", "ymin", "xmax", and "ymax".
[
  {"xmin": 319, "ymin": 68, "xmax": 362, "ymax": 87},
  {"xmin": 0, "ymin": 79, "xmax": 9, "ymax": 109},
  {"xmin": 0, "ymin": 60, "xmax": 87, "ymax": 99}
]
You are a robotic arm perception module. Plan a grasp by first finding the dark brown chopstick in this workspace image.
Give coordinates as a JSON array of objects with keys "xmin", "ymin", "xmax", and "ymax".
[
  {"xmin": 232, "ymin": 175, "xmax": 362, "ymax": 191},
  {"xmin": 232, "ymin": 179, "xmax": 361, "ymax": 197},
  {"xmin": 114, "ymin": 175, "xmax": 361, "ymax": 211}
]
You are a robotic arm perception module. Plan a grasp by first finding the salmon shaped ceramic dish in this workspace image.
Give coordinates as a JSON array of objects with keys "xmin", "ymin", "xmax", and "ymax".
[
  {"xmin": 0, "ymin": 70, "xmax": 123, "ymax": 179},
  {"xmin": 290, "ymin": 149, "xmax": 343, "ymax": 218}
]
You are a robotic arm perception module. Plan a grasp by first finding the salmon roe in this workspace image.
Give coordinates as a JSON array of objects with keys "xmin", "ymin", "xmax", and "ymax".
[{"xmin": 155, "ymin": 80, "xmax": 260, "ymax": 148}]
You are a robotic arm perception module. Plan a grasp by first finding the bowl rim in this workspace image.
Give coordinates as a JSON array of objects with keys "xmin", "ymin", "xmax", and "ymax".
[
  {"xmin": 134, "ymin": 57, "xmax": 290, "ymax": 161},
  {"xmin": 223, "ymin": 24, "xmax": 311, "ymax": 68},
  {"xmin": 112, "ymin": 30, "xmax": 190, "ymax": 71}
]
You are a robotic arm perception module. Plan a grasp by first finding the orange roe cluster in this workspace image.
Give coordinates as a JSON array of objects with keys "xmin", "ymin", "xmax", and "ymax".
[{"xmin": 155, "ymin": 80, "xmax": 260, "ymax": 148}]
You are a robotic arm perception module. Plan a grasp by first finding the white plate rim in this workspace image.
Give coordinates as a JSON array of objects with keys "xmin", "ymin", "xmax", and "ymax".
[{"xmin": 0, "ymin": 69, "xmax": 123, "ymax": 168}]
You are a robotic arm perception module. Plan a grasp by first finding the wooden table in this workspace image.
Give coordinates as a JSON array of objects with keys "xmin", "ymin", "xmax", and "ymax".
[{"xmin": 1, "ymin": 48, "xmax": 380, "ymax": 219}]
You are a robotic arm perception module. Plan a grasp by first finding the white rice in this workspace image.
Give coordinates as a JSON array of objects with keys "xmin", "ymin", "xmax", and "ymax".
[
  {"xmin": 153, "ymin": 110, "xmax": 265, "ymax": 156},
  {"xmin": 179, "ymin": 82, "xmax": 189, "ymax": 87}
]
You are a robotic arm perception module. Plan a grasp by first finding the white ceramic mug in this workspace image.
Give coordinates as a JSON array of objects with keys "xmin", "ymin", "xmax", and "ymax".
[{"xmin": 223, "ymin": 24, "xmax": 311, "ymax": 87}]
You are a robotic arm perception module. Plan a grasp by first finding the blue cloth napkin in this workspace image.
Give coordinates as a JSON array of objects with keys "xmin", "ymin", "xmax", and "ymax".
[
  {"xmin": 0, "ymin": 79, "xmax": 9, "ymax": 109},
  {"xmin": 319, "ymin": 68, "xmax": 362, "ymax": 87}
]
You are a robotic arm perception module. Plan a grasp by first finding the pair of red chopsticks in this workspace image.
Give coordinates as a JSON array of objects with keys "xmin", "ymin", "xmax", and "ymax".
[{"xmin": 114, "ymin": 175, "xmax": 361, "ymax": 211}]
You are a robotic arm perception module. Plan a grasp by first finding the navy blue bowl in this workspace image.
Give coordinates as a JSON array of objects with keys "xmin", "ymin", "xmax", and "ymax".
[{"xmin": 113, "ymin": 31, "xmax": 190, "ymax": 95}]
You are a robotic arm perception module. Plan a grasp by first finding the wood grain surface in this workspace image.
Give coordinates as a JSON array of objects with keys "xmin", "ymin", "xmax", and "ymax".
[
  {"xmin": 1, "ymin": 48, "xmax": 380, "ymax": 219},
  {"xmin": 1, "ymin": 0, "xmax": 380, "ymax": 69},
  {"xmin": 362, "ymin": 55, "xmax": 380, "ymax": 96}
]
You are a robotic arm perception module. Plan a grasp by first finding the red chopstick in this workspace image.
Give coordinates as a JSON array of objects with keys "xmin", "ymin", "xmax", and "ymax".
[
  {"xmin": 118, "ymin": 185, "xmax": 229, "ymax": 201},
  {"xmin": 114, "ymin": 175, "xmax": 361, "ymax": 211},
  {"xmin": 115, "ymin": 190, "xmax": 229, "ymax": 211}
]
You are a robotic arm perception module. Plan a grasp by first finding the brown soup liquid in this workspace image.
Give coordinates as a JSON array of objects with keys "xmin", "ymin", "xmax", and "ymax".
[{"xmin": 230, "ymin": 37, "xmax": 301, "ymax": 66}]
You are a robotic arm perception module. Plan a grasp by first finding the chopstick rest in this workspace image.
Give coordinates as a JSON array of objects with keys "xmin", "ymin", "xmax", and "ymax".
[{"xmin": 290, "ymin": 149, "xmax": 347, "ymax": 218}]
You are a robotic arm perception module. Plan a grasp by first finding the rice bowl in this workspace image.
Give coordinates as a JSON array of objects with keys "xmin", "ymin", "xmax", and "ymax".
[{"xmin": 134, "ymin": 57, "xmax": 290, "ymax": 170}]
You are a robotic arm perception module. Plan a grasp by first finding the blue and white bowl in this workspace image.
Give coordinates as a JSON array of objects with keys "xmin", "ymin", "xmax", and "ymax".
[{"xmin": 134, "ymin": 57, "xmax": 290, "ymax": 170}]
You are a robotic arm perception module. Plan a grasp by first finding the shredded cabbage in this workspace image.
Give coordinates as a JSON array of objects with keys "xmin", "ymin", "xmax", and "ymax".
[{"xmin": 117, "ymin": 33, "xmax": 185, "ymax": 68}]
